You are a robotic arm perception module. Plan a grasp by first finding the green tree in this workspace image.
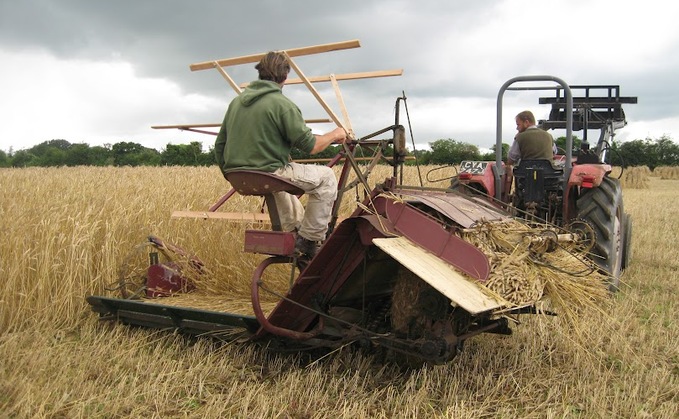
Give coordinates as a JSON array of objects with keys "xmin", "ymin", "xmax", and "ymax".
[
  {"xmin": 651, "ymin": 135, "xmax": 679, "ymax": 167},
  {"xmin": 31, "ymin": 139, "xmax": 72, "ymax": 154},
  {"xmin": 111, "ymin": 142, "xmax": 160, "ymax": 166},
  {"xmin": 410, "ymin": 148, "xmax": 431, "ymax": 165},
  {"xmin": 64, "ymin": 143, "xmax": 92, "ymax": 166},
  {"xmin": 0, "ymin": 149, "xmax": 9, "ymax": 168},
  {"xmin": 554, "ymin": 135, "xmax": 582, "ymax": 153},
  {"xmin": 161, "ymin": 142, "xmax": 206, "ymax": 166},
  {"xmin": 480, "ymin": 143, "xmax": 509, "ymax": 161},
  {"xmin": 18, "ymin": 139, "xmax": 72, "ymax": 166},
  {"xmin": 427, "ymin": 139, "xmax": 481, "ymax": 165},
  {"xmin": 615, "ymin": 139, "xmax": 648, "ymax": 167},
  {"xmin": 613, "ymin": 136, "xmax": 679, "ymax": 169},
  {"xmin": 87, "ymin": 145, "xmax": 114, "ymax": 166},
  {"xmin": 10, "ymin": 150, "xmax": 37, "ymax": 167},
  {"xmin": 198, "ymin": 145, "xmax": 216, "ymax": 166},
  {"xmin": 41, "ymin": 147, "xmax": 68, "ymax": 166},
  {"xmin": 290, "ymin": 145, "xmax": 341, "ymax": 161}
]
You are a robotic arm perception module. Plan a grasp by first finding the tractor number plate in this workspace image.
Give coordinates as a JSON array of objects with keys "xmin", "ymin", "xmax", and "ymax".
[{"xmin": 460, "ymin": 161, "xmax": 489, "ymax": 175}]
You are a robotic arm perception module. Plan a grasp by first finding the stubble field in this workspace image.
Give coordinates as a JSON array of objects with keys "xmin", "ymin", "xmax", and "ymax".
[{"xmin": 0, "ymin": 165, "xmax": 677, "ymax": 418}]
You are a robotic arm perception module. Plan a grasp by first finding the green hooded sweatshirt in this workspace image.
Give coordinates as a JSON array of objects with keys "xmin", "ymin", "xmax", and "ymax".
[{"xmin": 214, "ymin": 80, "xmax": 316, "ymax": 175}]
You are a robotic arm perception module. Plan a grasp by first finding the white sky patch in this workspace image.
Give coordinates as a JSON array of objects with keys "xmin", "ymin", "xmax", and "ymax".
[
  {"xmin": 617, "ymin": 116, "xmax": 679, "ymax": 143},
  {"xmin": 430, "ymin": 0, "xmax": 679, "ymax": 88},
  {"xmin": 389, "ymin": 93, "xmax": 567, "ymax": 150},
  {"xmin": 402, "ymin": 97, "xmax": 497, "ymax": 146},
  {"xmin": 0, "ymin": 48, "xmax": 223, "ymax": 152}
]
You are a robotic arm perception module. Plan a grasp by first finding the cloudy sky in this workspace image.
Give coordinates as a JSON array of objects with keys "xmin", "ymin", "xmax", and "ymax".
[{"xmin": 1, "ymin": 0, "xmax": 678, "ymax": 153}]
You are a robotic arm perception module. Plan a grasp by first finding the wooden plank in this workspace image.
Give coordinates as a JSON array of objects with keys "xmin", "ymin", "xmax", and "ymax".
[
  {"xmin": 329, "ymin": 73, "xmax": 356, "ymax": 140},
  {"xmin": 302, "ymin": 118, "xmax": 333, "ymax": 124},
  {"xmin": 372, "ymin": 237, "xmax": 507, "ymax": 315},
  {"xmin": 239, "ymin": 69, "xmax": 404, "ymax": 88},
  {"xmin": 190, "ymin": 40, "xmax": 361, "ymax": 71},
  {"xmin": 213, "ymin": 61, "xmax": 242, "ymax": 94},
  {"xmin": 152, "ymin": 123, "xmax": 221, "ymax": 129},
  {"xmin": 283, "ymin": 51, "xmax": 345, "ymax": 130},
  {"xmin": 171, "ymin": 211, "xmax": 270, "ymax": 222},
  {"xmin": 172, "ymin": 210, "xmax": 348, "ymax": 225},
  {"xmin": 152, "ymin": 119, "xmax": 331, "ymax": 130}
]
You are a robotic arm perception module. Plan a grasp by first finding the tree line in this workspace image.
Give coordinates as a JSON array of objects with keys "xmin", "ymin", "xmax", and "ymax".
[
  {"xmin": 1, "ymin": 135, "xmax": 677, "ymax": 169},
  {"xmin": 412, "ymin": 135, "xmax": 679, "ymax": 170},
  {"xmin": 0, "ymin": 140, "xmax": 213, "ymax": 168}
]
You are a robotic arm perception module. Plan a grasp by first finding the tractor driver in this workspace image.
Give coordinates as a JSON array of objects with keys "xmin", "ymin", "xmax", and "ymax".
[
  {"xmin": 506, "ymin": 110, "xmax": 557, "ymax": 166},
  {"xmin": 214, "ymin": 51, "xmax": 348, "ymax": 259}
]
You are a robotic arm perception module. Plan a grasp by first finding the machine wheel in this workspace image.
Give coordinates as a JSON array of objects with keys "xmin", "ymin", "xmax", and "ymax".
[
  {"xmin": 621, "ymin": 213, "xmax": 633, "ymax": 271},
  {"xmin": 576, "ymin": 176, "xmax": 624, "ymax": 292}
]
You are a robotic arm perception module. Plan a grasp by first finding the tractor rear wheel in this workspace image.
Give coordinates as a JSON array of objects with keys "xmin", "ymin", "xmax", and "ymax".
[
  {"xmin": 621, "ymin": 213, "xmax": 633, "ymax": 271},
  {"xmin": 576, "ymin": 176, "xmax": 625, "ymax": 292}
]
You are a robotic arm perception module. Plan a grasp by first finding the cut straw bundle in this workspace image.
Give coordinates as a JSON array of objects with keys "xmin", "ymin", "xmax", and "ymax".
[
  {"xmin": 461, "ymin": 220, "xmax": 611, "ymax": 315},
  {"xmin": 621, "ymin": 167, "xmax": 650, "ymax": 189},
  {"xmin": 653, "ymin": 166, "xmax": 679, "ymax": 180}
]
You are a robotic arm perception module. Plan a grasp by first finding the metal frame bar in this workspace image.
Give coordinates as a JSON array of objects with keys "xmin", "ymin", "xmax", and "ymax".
[{"xmin": 495, "ymin": 76, "xmax": 573, "ymax": 200}]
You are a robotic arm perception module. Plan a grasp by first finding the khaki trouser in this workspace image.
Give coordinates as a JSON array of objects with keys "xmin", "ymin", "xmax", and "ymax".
[{"xmin": 273, "ymin": 163, "xmax": 338, "ymax": 242}]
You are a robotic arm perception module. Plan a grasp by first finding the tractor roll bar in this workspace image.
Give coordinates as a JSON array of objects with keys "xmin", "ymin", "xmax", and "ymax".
[{"xmin": 495, "ymin": 76, "xmax": 573, "ymax": 200}]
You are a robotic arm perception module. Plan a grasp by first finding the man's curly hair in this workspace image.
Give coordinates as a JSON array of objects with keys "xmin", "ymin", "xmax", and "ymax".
[{"xmin": 255, "ymin": 51, "xmax": 290, "ymax": 84}]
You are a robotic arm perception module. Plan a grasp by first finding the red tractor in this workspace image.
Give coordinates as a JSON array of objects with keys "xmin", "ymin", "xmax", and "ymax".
[{"xmin": 451, "ymin": 76, "xmax": 636, "ymax": 291}]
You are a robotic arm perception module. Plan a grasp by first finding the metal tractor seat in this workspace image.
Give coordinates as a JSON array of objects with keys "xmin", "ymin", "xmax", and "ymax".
[
  {"xmin": 513, "ymin": 159, "xmax": 564, "ymax": 206},
  {"xmin": 225, "ymin": 170, "xmax": 304, "ymax": 256}
]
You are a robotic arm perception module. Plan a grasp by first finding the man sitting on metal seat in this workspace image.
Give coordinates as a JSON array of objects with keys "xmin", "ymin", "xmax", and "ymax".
[
  {"xmin": 507, "ymin": 110, "xmax": 557, "ymax": 167},
  {"xmin": 214, "ymin": 51, "xmax": 348, "ymax": 259},
  {"xmin": 506, "ymin": 111, "xmax": 564, "ymax": 220}
]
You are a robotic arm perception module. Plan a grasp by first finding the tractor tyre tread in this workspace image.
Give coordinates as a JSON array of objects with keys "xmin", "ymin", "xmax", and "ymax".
[
  {"xmin": 576, "ymin": 176, "xmax": 624, "ymax": 291},
  {"xmin": 621, "ymin": 213, "xmax": 633, "ymax": 271}
]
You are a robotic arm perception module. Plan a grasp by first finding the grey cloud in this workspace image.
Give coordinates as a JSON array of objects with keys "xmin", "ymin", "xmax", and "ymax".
[{"xmin": 0, "ymin": 0, "xmax": 676, "ymax": 150}]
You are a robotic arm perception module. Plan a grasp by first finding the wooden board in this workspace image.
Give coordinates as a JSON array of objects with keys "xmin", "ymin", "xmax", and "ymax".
[
  {"xmin": 171, "ymin": 211, "xmax": 270, "ymax": 222},
  {"xmin": 152, "ymin": 119, "xmax": 331, "ymax": 130},
  {"xmin": 239, "ymin": 70, "xmax": 403, "ymax": 88},
  {"xmin": 372, "ymin": 237, "xmax": 506, "ymax": 315},
  {"xmin": 152, "ymin": 123, "xmax": 222, "ymax": 129},
  {"xmin": 190, "ymin": 39, "xmax": 360, "ymax": 71}
]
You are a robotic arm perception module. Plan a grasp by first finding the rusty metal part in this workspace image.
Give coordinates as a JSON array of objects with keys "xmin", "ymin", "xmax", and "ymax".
[
  {"xmin": 250, "ymin": 256, "xmax": 324, "ymax": 341},
  {"xmin": 373, "ymin": 195, "xmax": 492, "ymax": 281},
  {"xmin": 394, "ymin": 188, "xmax": 509, "ymax": 229}
]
